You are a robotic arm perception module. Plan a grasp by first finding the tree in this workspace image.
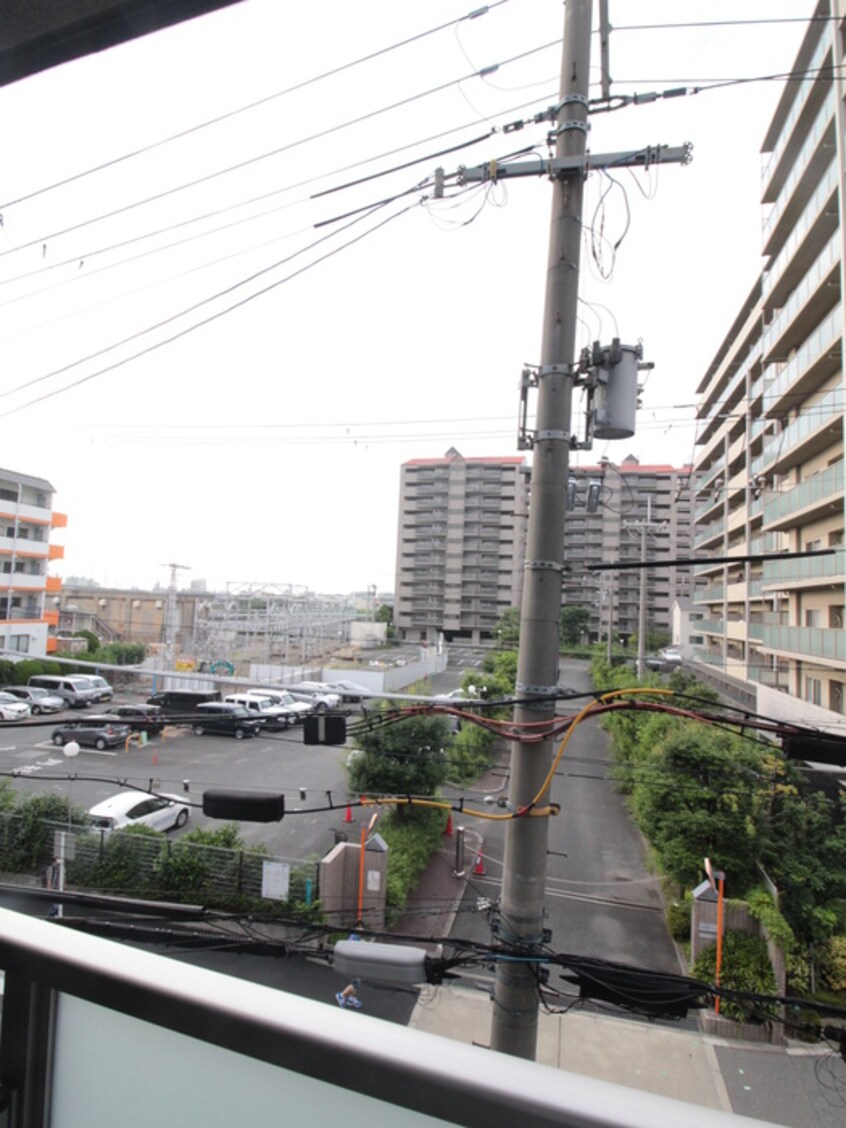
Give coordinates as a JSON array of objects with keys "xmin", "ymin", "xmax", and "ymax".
[
  {"xmin": 494, "ymin": 607, "xmax": 521, "ymax": 648},
  {"xmin": 348, "ymin": 712, "xmax": 452, "ymax": 815},
  {"xmin": 73, "ymin": 629, "xmax": 100, "ymax": 653},
  {"xmin": 374, "ymin": 603, "xmax": 395, "ymax": 639},
  {"xmin": 560, "ymin": 605, "xmax": 590, "ymax": 647}
]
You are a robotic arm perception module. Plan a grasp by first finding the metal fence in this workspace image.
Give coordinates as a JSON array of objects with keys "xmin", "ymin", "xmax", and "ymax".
[{"xmin": 0, "ymin": 813, "xmax": 319, "ymax": 909}]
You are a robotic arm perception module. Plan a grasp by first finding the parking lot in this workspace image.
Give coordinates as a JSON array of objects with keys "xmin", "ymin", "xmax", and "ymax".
[{"xmin": 0, "ymin": 696, "xmax": 355, "ymax": 862}]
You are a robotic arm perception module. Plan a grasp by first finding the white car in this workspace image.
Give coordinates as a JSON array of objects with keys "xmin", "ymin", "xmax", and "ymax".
[
  {"xmin": 247, "ymin": 691, "xmax": 312, "ymax": 725},
  {"xmin": 0, "ymin": 691, "xmax": 31, "ymax": 721},
  {"xmin": 88, "ymin": 791, "xmax": 190, "ymax": 833},
  {"xmin": 283, "ymin": 684, "xmax": 342, "ymax": 712}
]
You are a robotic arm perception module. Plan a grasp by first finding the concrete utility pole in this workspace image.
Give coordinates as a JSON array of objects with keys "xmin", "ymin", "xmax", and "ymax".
[
  {"xmin": 491, "ymin": 0, "xmax": 592, "ymax": 1060},
  {"xmin": 627, "ymin": 498, "xmax": 663, "ymax": 680}
]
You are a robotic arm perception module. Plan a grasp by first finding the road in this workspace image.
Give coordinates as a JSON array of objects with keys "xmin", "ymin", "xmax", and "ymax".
[{"xmin": 444, "ymin": 657, "xmax": 681, "ymax": 973}]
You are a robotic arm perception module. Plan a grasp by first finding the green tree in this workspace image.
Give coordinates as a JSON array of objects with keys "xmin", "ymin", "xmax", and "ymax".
[
  {"xmin": 374, "ymin": 603, "xmax": 395, "ymax": 640},
  {"xmin": 560, "ymin": 604, "xmax": 590, "ymax": 647},
  {"xmin": 73, "ymin": 629, "xmax": 100, "ymax": 653},
  {"xmin": 348, "ymin": 712, "xmax": 451, "ymax": 815},
  {"xmin": 494, "ymin": 607, "xmax": 521, "ymax": 648}
]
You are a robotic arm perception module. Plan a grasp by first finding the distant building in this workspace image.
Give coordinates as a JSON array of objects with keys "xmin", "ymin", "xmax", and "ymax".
[
  {"xmin": 394, "ymin": 449, "xmax": 529, "ymax": 644},
  {"xmin": 563, "ymin": 456, "xmax": 693, "ymax": 645},
  {"xmin": 0, "ymin": 468, "xmax": 66, "ymax": 656},
  {"xmin": 692, "ymin": 7, "xmax": 845, "ymax": 726}
]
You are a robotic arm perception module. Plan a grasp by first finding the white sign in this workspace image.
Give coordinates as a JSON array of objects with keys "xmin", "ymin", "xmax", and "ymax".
[
  {"xmin": 366, "ymin": 869, "xmax": 381, "ymax": 892},
  {"xmin": 261, "ymin": 861, "xmax": 290, "ymax": 902}
]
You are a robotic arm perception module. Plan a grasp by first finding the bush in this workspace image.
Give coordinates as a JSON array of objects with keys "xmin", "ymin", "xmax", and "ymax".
[
  {"xmin": 817, "ymin": 936, "xmax": 846, "ymax": 993},
  {"xmin": 447, "ymin": 724, "xmax": 498, "ymax": 784},
  {"xmin": 378, "ymin": 806, "xmax": 446, "ymax": 923},
  {"xmin": 692, "ymin": 930, "xmax": 776, "ymax": 1022},
  {"xmin": 666, "ymin": 898, "xmax": 691, "ymax": 942}
]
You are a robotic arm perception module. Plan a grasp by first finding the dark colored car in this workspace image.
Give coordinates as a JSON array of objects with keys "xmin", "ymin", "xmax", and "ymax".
[
  {"xmin": 147, "ymin": 690, "xmax": 221, "ymax": 711},
  {"xmin": 191, "ymin": 702, "xmax": 263, "ymax": 739},
  {"xmin": 51, "ymin": 718, "xmax": 132, "ymax": 751},
  {"xmin": 112, "ymin": 703, "xmax": 166, "ymax": 734}
]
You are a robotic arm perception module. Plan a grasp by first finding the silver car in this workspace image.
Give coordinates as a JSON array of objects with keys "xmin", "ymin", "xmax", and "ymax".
[
  {"xmin": 0, "ymin": 692, "xmax": 31, "ymax": 721},
  {"xmin": 4, "ymin": 686, "xmax": 64, "ymax": 714}
]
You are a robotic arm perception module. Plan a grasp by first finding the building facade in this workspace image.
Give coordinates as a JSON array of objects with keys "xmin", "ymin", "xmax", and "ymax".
[
  {"xmin": 563, "ymin": 457, "xmax": 693, "ymax": 646},
  {"xmin": 692, "ymin": 0, "xmax": 845, "ymax": 725},
  {"xmin": 394, "ymin": 449, "xmax": 529, "ymax": 643},
  {"xmin": 0, "ymin": 468, "xmax": 65, "ymax": 656}
]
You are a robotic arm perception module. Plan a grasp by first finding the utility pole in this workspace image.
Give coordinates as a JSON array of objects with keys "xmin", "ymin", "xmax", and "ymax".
[
  {"xmin": 490, "ymin": 0, "xmax": 592, "ymax": 1060},
  {"xmin": 161, "ymin": 562, "xmax": 190, "ymax": 669},
  {"xmin": 626, "ymin": 498, "xmax": 663, "ymax": 679}
]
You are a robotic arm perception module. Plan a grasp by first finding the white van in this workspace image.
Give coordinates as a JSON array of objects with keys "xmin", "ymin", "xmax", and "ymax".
[
  {"xmin": 28, "ymin": 674, "xmax": 100, "ymax": 708},
  {"xmin": 223, "ymin": 693, "xmax": 292, "ymax": 730}
]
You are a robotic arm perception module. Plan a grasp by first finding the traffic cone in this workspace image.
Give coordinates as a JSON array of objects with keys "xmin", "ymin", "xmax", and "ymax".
[
  {"xmin": 344, "ymin": 804, "xmax": 353, "ymax": 823},
  {"xmin": 152, "ymin": 751, "xmax": 158, "ymax": 766},
  {"xmin": 445, "ymin": 813, "xmax": 453, "ymax": 837},
  {"xmin": 473, "ymin": 850, "xmax": 486, "ymax": 876}
]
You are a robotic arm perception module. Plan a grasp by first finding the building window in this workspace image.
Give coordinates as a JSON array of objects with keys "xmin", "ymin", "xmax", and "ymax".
[
  {"xmin": 831, "ymin": 681, "xmax": 844, "ymax": 715},
  {"xmin": 7, "ymin": 635, "xmax": 29, "ymax": 653},
  {"xmin": 804, "ymin": 609, "xmax": 822, "ymax": 628},
  {"xmin": 804, "ymin": 677, "xmax": 822, "ymax": 706}
]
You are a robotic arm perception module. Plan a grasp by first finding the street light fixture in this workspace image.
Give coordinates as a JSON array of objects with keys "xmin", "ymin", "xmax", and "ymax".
[{"xmin": 55, "ymin": 740, "xmax": 80, "ymax": 919}]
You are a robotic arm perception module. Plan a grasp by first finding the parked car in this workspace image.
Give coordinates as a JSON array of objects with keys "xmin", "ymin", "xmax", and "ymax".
[
  {"xmin": 147, "ymin": 685, "xmax": 222, "ymax": 712},
  {"xmin": 191, "ymin": 702, "xmax": 263, "ymax": 739},
  {"xmin": 4, "ymin": 685, "xmax": 65, "ymax": 714},
  {"xmin": 82, "ymin": 675, "xmax": 114, "ymax": 702},
  {"xmin": 51, "ymin": 718, "xmax": 132, "ymax": 750},
  {"xmin": 111, "ymin": 703, "xmax": 166, "ymax": 734},
  {"xmin": 147, "ymin": 689, "xmax": 222, "ymax": 712},
  {"xmin": 28, "ymin": 674, "xmax": 99, "ymax": 708},
  {"xmin": 323, "ymin": 680, "xmax": 372, "ymax": 704},
  {"xmin": 87, "ymin": 790, "xmax": 190, "ymax": 833},
  {"xmin": 645, "ymin": 649, "xmax": 683, "ymax": 672},
  {"xmin": 283, "ymin": 684, "xmax": 342, "ymax": 712},
  {"xmin": 224, "ymin": 694, "xmax": 293, "ymax": 730},
  {"xmin": 0, "ymin": 691, "xmax": 31, "ymax": 721},
  {"xmin": 245, "ymin": 690, "xmax": 311, "ymax": 725}
]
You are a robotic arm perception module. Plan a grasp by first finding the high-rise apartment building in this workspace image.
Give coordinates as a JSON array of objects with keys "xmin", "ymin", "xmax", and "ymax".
[
  {"xmin": 693, "ymin": 0, "xmax": 845, "ymax": 725},
  {"xmin": 394, "ymin": 449, "xmax": 529, "ymax": 643},
  {"xmin": 563, "ymin": 457, "xmax": 693, "ymax": 645},
  {"xmin": 0, "ymin": 468, "xmax": 65, "ymax": 656}
]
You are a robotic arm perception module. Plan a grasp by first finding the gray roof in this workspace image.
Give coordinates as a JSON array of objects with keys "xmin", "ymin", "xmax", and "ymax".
[{"xmin": 0, "ymin": 468, "xmax": 55, "ymax": 494}]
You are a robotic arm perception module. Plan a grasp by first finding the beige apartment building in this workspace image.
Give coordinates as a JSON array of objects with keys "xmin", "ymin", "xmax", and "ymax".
[
  {"xmin": 563, "ymin": 457, "xmax": 693, "ymax": 646},
  {"xmin": 693, "ymin": 0, "xmax": 845, "ymax": 726},
  {"xmin": 394, "ymin": 449, "xmax": 529, "ymax": 643}
]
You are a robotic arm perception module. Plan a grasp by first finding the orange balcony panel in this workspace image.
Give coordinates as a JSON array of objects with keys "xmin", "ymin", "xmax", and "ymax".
[
  {"xmin": 48, "ymin": 544, "xmax": 64, "ymax": 560},
  {"xmin": 43, "ymin": 611, "xmax": 59, "ymax": 626},
  {"xmin": 45, "ymin": 576, "xmax": 62, "ymax": 593},
  {"xmin": 46, "ymin": 637, "xmax": 57, "ymax": 653},
  {"xmin": 51, "ymin": 512, "xmax": 68, "ymax": 529}
]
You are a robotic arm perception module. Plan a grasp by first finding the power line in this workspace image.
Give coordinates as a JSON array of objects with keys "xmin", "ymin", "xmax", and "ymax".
[{"xmin": 0, "ymin": 2, "xmax": 511, "ymax": 211}]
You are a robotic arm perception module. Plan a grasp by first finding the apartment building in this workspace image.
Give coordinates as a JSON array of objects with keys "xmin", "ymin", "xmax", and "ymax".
[
  {"xmin": 692, "ymin": 0, "xmax": 845, "ymax": 726},
  {"xmin": 563, "ymin": 457, "xmax": 693, "ymax": 646},
  {"xmin": 394, "ymin": 449, "xmax": 529, "ymax": 643},
  {"xmin": 0, "ymin": 468, "xmax": 66, "ymax": 656}
]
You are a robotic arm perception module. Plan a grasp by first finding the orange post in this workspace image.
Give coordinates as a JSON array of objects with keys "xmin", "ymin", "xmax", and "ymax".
[{"xmin": 714, "ymin": 871, "xmax": 725, "ymax": 1015}]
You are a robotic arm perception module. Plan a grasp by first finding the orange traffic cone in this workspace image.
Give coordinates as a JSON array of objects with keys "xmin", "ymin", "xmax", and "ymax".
[
  {"xmin": 344, "ymin": 804, "xmax": 353, "ymax": 824},
  {"xmin": 445, "ymin": 813, "xmax": 453, "ymax": 837},
  {"xmin": 473, "ymin": 850, "xmax": 486, "ymax": 876}
]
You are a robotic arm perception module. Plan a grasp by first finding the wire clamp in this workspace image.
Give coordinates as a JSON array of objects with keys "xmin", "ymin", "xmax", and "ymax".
[
  {"xmin": 537, "ymin": 363, "xmax": 575, "ymax": 378},
  {"xmin": 516, "ymin": 682, "xmax": 560, "ymax": 697},
  {"xmin": 523, "ymin": 559, "xmax": 564, "ymax": 573},
  {"xmin": 534, "ymin": 429, "xmax": 570, "ymax": 443}
]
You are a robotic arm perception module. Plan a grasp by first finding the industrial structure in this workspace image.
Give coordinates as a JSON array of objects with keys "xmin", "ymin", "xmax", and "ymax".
[
  {"xmin": 692, "ymin": 0, "xmax": 845, "ymax": 729},
  {"xmin": 394, "ymin": 449, "xmax": 529, "ymax": 644},
  {"xmin": 0, "ymin": 468, "xmax": 65, "ymax": 656}
]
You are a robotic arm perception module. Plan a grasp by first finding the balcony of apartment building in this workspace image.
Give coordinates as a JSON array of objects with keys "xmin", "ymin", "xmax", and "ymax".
[
  {"xmin": 762, "ymin": 230, "xmax": 840, "ymax": 365},
  {"xmin": 761, "ymin": 545, "xmax": 845, "ymax": 594},
  {"xmin": 762, "ymin": 461, "xmax": 844, "ymax": 534},
  {"xmin": 757, "ymin": 622, "xmax": 846, "ymax": 666},
  {"xmin": 693, "ymin": 515, "xmax": 725, "ymax": 551},
  {"xmin": 763, "ymin": 156, "xmax": 839, "ymax": 310},
  {"xmin": 761, "ymin": 29, "xmax": 831, "ymax": 201},
  {"xmin": 763, "ymin": 387, "xmax": 843, "ymax": 480},
  {"xmin": 762, "ymin": 88, "xmax": 836, "ymax": 258},
  {"xmin": 763, "ymin": 306, "xmax": 842, "ymax": 422}
]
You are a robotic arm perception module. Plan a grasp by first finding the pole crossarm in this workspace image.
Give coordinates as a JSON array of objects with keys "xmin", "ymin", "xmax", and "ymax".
[{"xmin": 458, "ymin": 143, "xmax": 692, "ymax": 184}]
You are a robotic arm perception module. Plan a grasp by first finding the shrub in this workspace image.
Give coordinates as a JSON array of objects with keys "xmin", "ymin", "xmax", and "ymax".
[
  {"xmin": 666, "ymin": 897, "xmax": 691, "ymax": 942},
  {"xmin": 378, "ymin": 806, "xmax": 446, "ymax": 923},
  {"xmin": 817, "ymin": 935, "xmax": 846, "ymax": 993},
  {"xmin": 692, "ymin": 930, "xmax": 776, "ymax": 1022},
  {"xmin": 447, "ymin": 724, "xmax": 498, "ymax": 784}
]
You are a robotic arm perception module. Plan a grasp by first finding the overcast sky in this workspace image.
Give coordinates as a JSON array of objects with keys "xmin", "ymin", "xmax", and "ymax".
[{"xmin": 0, "ymin": 1, "xmax": 814, "ymax": 594}]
